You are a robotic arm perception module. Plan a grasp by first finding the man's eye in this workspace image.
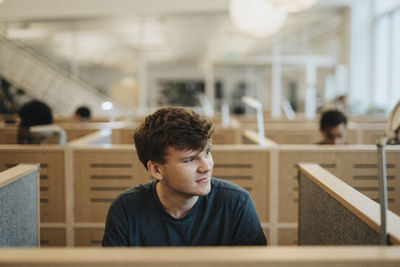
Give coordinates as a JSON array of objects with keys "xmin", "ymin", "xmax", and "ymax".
[{"xmin": 184, "ymin": 158, "xmax": 195, "ymax": 163}]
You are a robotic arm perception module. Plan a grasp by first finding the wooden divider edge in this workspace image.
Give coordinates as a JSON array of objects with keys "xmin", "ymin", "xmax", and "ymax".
[
  {"xmin": 0, "ymin": 247, "xmax": 400, "ymax": 266},
  {"xmin": 298, "ymin": 162, "xmax": 400, "ymax": 245},
  {"xmin": 0, "ymin": 164, "xmax": 40, "ymax": 188}
]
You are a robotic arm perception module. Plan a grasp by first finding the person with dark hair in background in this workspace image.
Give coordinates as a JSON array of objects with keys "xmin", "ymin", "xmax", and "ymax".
[
  {"xmin": 73, "ymin": 106, "xmax": 91, "ymax": 123},
  {"xmin": 318, "ymin": 110, "xmax": 347, "ymax": 145},
  {"xmin": 17, "ymin": 100, "xmax": 53, "ymax": 144},
  {"xmin": 102, "ymin": 107, "xmax": 266, "ymax": 246}
]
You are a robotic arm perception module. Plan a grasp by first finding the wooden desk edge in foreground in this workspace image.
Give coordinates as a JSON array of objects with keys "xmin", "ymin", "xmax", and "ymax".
[{"xmin": 0, "ymin": 247, "xmax": 399, "ymax": 266}]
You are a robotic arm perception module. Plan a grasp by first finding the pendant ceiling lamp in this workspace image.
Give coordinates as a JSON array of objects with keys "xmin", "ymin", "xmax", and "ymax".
[
  {"xmin": 229, "ymin": 0, "xmax": 287, "ymax": 39},
  {"xmin": 267, "ymin": 0, "xmax": 319, "ymax": 13}
]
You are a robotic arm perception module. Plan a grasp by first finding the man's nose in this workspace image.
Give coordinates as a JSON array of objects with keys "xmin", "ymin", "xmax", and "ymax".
[{"xmin": 198, "ymin": 156, "xmax": 213, "ymax": 172}]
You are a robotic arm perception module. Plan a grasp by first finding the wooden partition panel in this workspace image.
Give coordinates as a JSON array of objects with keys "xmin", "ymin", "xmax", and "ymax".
[
  {"xmin": 277, "ymin": 145, "xmax": 400, "ymax": 245},
  {"xmin": 73, "ymin": 147, "xmax": 150, "ymax": 222},
  {"xmin": 212, "ymin": 145, "xmax": 269, "ymax": 223},
  {"xmin": 298, "ymin": 165, "xmax": 380, "ymax": 245},
  {"xmin": 0, "ymin": 146, "xmax": 65, "ymax": 223},
  {"xmin": 111, "ymin": 128, "xmax": 134, "ymax": 144},
  {"xmin": 240, "ymin": 120, "xmax": 386, "ymax": 145},
  {"xmin": 0, "ymin": 126, "xmax": 18, "ymax": 144},
  {"xmin": 40, "ymin": 228, "xmax": 66, "ymax": 247},
  {"xmin": 74, "ymin": 228, "xmax": 104, "ymax": 247},
  {"xmin": 267, "ymin": 129, "xmax": 321, "ymax": 144},
  {"xmin": 333, "ymin": 149, "xmax": 400, "ymax": 209},
  {"xmin": 359, "ymin": 129, "xmax": 386, "ymax": 144},
  {"xmin": 298, "ymin": 162, "xmax": 400, "ymax": 245},
  {"xmin": 212, "ymin": 127, "xmax": 242, "ymax": 144},
  {"xmin": 111, "ymin": 127, "xmax": 243, "ymax": 145},
  {"xmin": 0, "ymin": 125, "xmax": 97, "ymax": 144},
  {"xmin": 64, "ymin": 128, "xmax": 98, "ymax": 142},
  {"xmin": 278, "ymin": 146, "xmax": 339, "ymax": 223}
]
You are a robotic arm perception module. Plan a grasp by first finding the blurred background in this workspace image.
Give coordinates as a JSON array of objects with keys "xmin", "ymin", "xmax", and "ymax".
[{"xmin": 0, "ymin": 0, "xmax": 399, "ymax": 118}]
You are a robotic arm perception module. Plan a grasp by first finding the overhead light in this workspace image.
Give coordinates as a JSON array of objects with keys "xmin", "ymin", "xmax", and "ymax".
[
  {"xmin": 229, "ymin": 0, "xmax": 287, "ymax": 39},
  {"xmin": 267, "ymin": 0, "xmax": 319, "ymax": 13},
  {"xmin": 101, "ymin": 101, "xmax": 114, "ymax": 111}
]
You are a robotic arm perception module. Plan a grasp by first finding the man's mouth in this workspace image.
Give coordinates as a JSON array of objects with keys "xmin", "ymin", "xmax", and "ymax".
[{"xmin": 196, "ymin": 177, "xmax": 210, "ymax": 183}]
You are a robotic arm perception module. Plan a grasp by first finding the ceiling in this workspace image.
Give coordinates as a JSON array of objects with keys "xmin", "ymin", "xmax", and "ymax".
[{"xmin": 0, "ymin": 0, "xmax": 354, "ymax": 75}]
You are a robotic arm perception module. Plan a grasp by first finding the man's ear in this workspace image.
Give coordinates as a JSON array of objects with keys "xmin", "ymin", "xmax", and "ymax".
[{"xmin": 147, "ymin": 160, "xmax": 163, "ymax": 181}]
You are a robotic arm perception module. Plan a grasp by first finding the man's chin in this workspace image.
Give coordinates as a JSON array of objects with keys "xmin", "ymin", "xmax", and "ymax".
[{"xmin": 198, "ymin": 184, "xmax": 211, "ymax": 197}]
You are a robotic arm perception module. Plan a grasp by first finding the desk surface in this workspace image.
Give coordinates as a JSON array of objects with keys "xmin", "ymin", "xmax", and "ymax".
[{"xmin": 0, "ymin": 247, "xmax": 399, "ymax": 266}]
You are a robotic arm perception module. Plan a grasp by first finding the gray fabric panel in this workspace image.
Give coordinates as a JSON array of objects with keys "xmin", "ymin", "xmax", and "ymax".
[
  {"xmin": 299, "ymin": 172, "xmax": 380, "ymax": 245},
  {"xmin": 0, "ymin": 173, "xmax": 38, "ymax": 247}
]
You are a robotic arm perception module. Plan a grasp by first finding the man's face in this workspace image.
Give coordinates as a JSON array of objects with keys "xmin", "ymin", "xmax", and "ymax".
[
  {"xmin": 322, "ymin": 123, "xmax": 347, "ymax": 144},
  {"xmin": 157, "ymin": 144, "xmax": 214, "ymax": 198}
]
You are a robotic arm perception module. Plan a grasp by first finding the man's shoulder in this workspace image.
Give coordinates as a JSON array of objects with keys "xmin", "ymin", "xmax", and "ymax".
[
  {"xmin": 211, "ymin": 177, "xmax": 249, "ymax": 198},
  {"xmin": 112, "ymin": 180, "xmax": 155, "ymax": 204}
]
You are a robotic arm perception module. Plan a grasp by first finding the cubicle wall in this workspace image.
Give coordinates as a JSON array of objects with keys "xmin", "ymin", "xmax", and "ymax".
[
  {"xmin": 265, "ymin": 126, "xmax": 386, "ymax": 145},
  {"xmin": 236, "ymin": 119, "xmax": 386, "ymax": 145},
  {"xmin": 298, "ymin": 162, "xmax": 400, "ymax": 245},
  {"xmin": 277, "ymin": 145, "xmax": 400, "ymax": 245},
  {"xmin": 1, "ymin": 131, "xmax": 399, "ymax": 246},
  {"xmin": 0, "ymin": 164, "xmax": 40, "ymax": 247},
  {"xmin": 72, "ymin": 146, "xmax": 150, "ymax": 246},
  {"xmin": 0, "ymin": 125, "xmax": 18, "ymax": 144},
  {"xmin": 0, "ymin": 146, "xmax": 66, "ymax": 246},
  {"xmin": 0, "ymin": 125, "xmax": 97, "ymax": 144},
  {"xmin": 111, "ymin": 125, "xmax": 243, "ymax": 145}
]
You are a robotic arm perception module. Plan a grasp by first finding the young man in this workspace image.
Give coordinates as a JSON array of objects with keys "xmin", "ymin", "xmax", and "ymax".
[
  {"xmin": 318, "ymin": 110, "xmax": 348, "ymax": 145},
  {"xmin": 102, "ymin": 107, "xmax": 266, "ymax": 246}
]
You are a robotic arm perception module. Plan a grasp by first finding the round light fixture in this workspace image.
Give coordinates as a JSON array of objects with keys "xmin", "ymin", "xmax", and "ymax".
[
  {"xmin": 229, "ymin": 0, "xmax": 287, "ymax": 39},
  {"xmin": 268, "ymin": 0, "xmax": 319, "ymax": 13}
]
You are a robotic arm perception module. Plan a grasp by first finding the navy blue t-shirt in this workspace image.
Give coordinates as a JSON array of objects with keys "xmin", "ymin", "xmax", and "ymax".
[{"xmin": 102, "ymin": 178, "xmax": 266, "ymax": 246}]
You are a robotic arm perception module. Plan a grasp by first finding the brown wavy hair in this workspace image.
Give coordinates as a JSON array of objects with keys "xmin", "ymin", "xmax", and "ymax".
[{"xmin": 133, "ymin": 107, "xmax": 214, "ymax": 169}]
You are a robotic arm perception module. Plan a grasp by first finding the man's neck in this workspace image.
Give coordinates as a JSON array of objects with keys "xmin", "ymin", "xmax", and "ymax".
[{"xmin": 156, "ymin": 181, "xmax": 198, "ymax": 219}]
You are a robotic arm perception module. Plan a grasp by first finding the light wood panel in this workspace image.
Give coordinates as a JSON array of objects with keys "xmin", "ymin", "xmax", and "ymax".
[
  {"xmin": 212, "ymin": 127, "xmax": 242, "ymax": 144},
  {"xmin": 74, "ymin": 228, "xmax": 104, "ymax": 247},
  {"xmin": 1, "ymin": 247, "xmax": 400, "ymax": 266},
  {"xmin": 0, "ymin": 146, "xmax": 65, "ymax": 222},
  {"xmin": 40, "ymin": 228, "xmax": 66, "ymax": 247},
  {"xmin": 212, "ymin": 146, "xmax": 269, "ymax": 223},
  {"xmin": 111, "ymin": 128, "xmax": 134, "ymax": 144},
  {"xmin": 278, "ymin": 229, "xmax": 298, "ymax": 246},
  {"xmin": 267, "ymin": 129, "xmax": 321, "ymax": 144},
  {"xmin": 73, "ymin": 148, "xmax": 150, "ymax": 222},
  {"xmin": 111, "ymin": 127, "xmax": 243, "ymax": 145},
  {"xmin": 0, "ymin": 125, "xmax": 97, "ymax": 144},
  {"xmin": 278, "ymin": 146, "xmax": 400, "ymax": 223},
  {"xmin": 0, "ymin": 126, "xmax": 18, "ymax": 144}
]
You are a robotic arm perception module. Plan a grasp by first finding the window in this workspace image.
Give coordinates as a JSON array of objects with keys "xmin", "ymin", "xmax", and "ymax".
[{"xmin": 372, "ymin": 1, "xmax": 400, "ymax": 113}]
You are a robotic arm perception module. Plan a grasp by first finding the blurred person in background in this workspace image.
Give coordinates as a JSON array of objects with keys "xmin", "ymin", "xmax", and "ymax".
[
  {"xmin": 73, "ymin": 106, "xmax": 91, "ymax": 123},
  {"xmin": 318, "ymin": 110, "xmax": 347, "ymax": 145},
  {"xmin": 17, "ymin": 100, "xmax": 53, "ymax": 144}
]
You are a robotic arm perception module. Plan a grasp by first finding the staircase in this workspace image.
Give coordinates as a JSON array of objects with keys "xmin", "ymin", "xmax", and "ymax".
[{"xmin": 0, "ymin": 35, "xmax": 131, "ymax": 117}]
